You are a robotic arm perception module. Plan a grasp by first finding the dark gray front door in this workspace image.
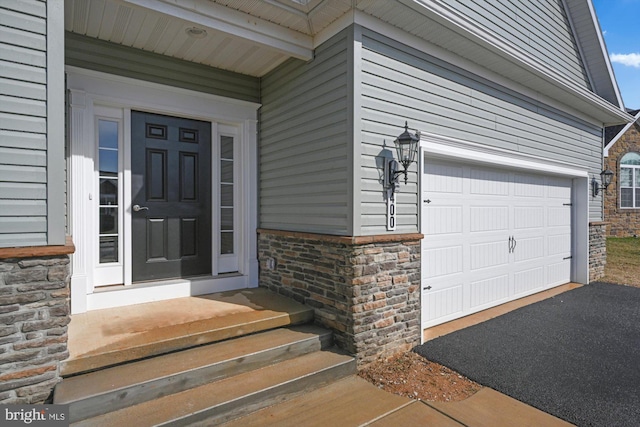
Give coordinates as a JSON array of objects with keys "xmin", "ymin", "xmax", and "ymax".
[{"xmin": 131, "ymin": 111, "xmax": 211, "ymax": 282}]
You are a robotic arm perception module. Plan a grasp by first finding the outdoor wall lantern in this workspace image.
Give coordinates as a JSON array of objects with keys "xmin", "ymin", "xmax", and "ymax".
[
  {"xmin": 592, "ymin": 168, "xmax": 614, "ymax": 197},
  {"xmin": 386, "ymin": 121, "xmax": 421, "ymax": 188},
  {"xmin": 385, "ymin": 122, "xmax": 420, "ymax": 231}
]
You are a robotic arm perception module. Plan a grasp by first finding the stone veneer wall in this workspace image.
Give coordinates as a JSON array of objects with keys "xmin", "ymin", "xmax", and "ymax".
[
  {"xmin": 0, "ymin": 240, "xmax": 74, "ymax": 404},
  {"xmin": 589, "ymin": 222, "xmax": 607, "ymax": 282},
  {"xmin": 604, "ymin": 121, "xmax": 640, "ymax": 237},
  {"xmin": 258, "ymin": 229, "xmax": 422, "ymax": 367}
]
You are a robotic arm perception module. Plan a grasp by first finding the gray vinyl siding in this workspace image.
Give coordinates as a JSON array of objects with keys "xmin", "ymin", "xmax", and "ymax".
[
  {"xmin": 439, "ymin": 0, "xmax": 590, "ymax": 90},
  {"xmin": 358, "ymin": 28, "xmax": 603, "ymax": 234},
  {"xmin": 65, "ymin": 33, "xmax": 260, "ymax": 103},
  {"xmin": 259, "ymin": 29, "xmax": 351, "ymax": 235},
  {"xmin": 0, "ymin": 1, "xmax": 48, "ymax": 247}
]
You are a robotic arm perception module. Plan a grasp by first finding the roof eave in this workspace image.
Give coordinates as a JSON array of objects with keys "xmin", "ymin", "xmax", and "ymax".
[{"xmin": 604, "ymin": 111, "xmax": 640, "ymax": 156}]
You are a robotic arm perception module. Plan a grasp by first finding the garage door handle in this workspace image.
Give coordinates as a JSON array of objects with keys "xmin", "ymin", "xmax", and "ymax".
[{"xmin": 508, "ymin": 236, "xmax": 517, "ymax": 253}]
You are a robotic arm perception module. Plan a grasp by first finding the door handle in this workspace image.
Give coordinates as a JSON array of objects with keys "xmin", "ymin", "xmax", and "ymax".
[
  {"xmin": 132, "ymin": 204, "xmax": 149, "ymax": 212},
  {"xmin": 508, "ymin": 236, "xmax": 513, "ymax": 253}
]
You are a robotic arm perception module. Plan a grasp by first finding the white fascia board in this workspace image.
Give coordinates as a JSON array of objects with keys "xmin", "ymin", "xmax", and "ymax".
[
  {"xmin": 562, "ymin": 0, "xmax": 625, "ymax": 110},
  {"xmin": 582, "ymin": 0, "xmax": 625, "ymax": 109},
  {"xmin": 420, "ymin": 131, "xmax": 589, "ymax": 178},
  {"xmin": 604, "ymin": 111, "xmax": 640, "ymax": 157},
  {"xmin": 396, "ymin": 0, "xmax": 629, "ymax": 125},
  {"xmin": 123, "ymin": 0, "xmax": 314, "ymax": 60}
]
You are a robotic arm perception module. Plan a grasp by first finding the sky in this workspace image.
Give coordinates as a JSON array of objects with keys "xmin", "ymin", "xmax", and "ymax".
[{"xmin": 592, "ymin": 0, "xmax": 640, "ymax": 109}]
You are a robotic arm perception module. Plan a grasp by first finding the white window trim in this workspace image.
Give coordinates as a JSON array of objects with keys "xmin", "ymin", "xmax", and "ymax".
[
  {"xmin": 67, "ymin": 67, "xmax": 259, "ymax": 314},
  {"xmin": 619, "ymin": 163, "xmax": 640, "ymax": 209}
]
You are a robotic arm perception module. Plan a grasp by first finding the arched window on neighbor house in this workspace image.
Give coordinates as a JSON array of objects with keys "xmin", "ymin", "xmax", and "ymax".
[{"xmin": 620, "ymin": 152, "xmax": 640, "ymax": 208}]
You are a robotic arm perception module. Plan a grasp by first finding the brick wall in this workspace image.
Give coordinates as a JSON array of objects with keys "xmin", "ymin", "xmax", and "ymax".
[
  {"xmin": 604, "ymin": 122, "xmax": 640, "ymax": 237},
  {"xmin": 258, "ymin": 229, "xmax": 422, "ymax": 367},
  {"xmin": 0, "ymin": 242, "xmax": 73, "ymax": 404},
  {"xmin": 589, "ymin": 222, "xmax": 607, "ymax": 282}
]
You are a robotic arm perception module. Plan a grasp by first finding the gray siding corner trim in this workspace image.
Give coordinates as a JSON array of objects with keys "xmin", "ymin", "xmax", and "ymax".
[
  {"xmin": 259, "ymin": 28, "xmax": 351, "ymax": 235},
  {"xmin": 47, "ymin": 0, "xmax": 66, "ymax": 245}
]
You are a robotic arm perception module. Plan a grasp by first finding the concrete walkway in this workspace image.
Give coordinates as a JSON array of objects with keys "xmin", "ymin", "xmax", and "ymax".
[{"xmin": 221, "ymin": 376, "xmax": 573, "ymax": 426}]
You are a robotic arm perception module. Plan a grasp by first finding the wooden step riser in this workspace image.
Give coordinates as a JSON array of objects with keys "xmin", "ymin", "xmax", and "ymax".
[
  {"xmin": 164, "ymin": 357, "xmax": 357, "ymax": 427},
  {"xmin": 70, "ymin": 350, "xmax": 355, "ymax": 427},
  {"xmin": 65, "ymin": 328, "xmax": 333, "ymax": 423}
]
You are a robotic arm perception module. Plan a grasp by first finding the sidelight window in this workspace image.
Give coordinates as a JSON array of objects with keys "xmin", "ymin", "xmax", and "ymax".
[
  {"xmin": 220, "ymin": 135, "xmax": 235, "ymax": 255},
  {"xmin": 97, "ymin": 119, "xmax": 121, "ymax": 263}
]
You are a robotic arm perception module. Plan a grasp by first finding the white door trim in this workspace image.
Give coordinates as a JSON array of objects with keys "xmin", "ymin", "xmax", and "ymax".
[{"xmin": 67, "ymin": 67, "xmax": 259, "ymax": 314}]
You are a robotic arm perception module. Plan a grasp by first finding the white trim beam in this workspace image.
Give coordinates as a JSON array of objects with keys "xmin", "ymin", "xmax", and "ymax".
[{"xmin": 123, "ymin": 0, "xmax": 314, "ymax": 60}]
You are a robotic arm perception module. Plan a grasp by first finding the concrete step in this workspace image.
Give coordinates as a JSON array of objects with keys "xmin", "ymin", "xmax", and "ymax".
[
  {"xmin": 218, "ymin": 376, "xmax": 414, "ymax": 427},
  {"xmin": 62, "ymin": 289, "xmax": 314, "ymax": 377},
  {"xmin": 55, "ymin": 325, "xmax": 333, "ymax": 423},
  {"xmin": 71, "ymin": 348, "xmax": 356, "ymax": 427}
]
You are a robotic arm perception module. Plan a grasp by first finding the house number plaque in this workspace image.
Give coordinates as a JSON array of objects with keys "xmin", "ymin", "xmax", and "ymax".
[{"xmin": 386, "ymin": 188, "xmax": 396, "ymax": 231}]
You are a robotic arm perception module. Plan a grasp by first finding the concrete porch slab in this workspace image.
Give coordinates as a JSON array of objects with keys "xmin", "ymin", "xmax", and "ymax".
[{"xmin": 62, "ymin": 288, "xmax": 313, "ymax": 376}]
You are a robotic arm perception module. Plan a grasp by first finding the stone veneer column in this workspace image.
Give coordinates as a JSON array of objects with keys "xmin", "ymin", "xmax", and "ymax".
[
  {"xmin": 589, "ymin": 222, "xmax": 608, "ymax": 281},
  {"xmin": 0, "ymin": 239, "xmax": 74, "ymax": 404},
  {"xmin": 258, "ymin": 229, "xmax": 422, "ymax": 367}
]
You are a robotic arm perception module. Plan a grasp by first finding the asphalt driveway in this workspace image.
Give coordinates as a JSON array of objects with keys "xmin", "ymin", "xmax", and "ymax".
[{"xmin": 414, "ymin": 282, "xmax": 640, "ymax": 427}]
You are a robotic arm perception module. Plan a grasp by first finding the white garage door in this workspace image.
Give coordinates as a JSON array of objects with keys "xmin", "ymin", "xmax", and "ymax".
[{"xmin": 421, "ymin": 159, "xmax": 572, "ymax": 329}]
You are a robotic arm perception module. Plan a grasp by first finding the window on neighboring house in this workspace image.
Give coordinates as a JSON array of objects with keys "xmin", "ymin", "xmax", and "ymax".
[{"xmin": 620, "ymin": 152, "xmax": 640, "ymax": 208}]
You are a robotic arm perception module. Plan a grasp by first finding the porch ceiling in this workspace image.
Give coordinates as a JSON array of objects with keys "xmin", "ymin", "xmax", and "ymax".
[{"xmin": 65, "ymin": 0, "xmax": 354, "ymax": 77}]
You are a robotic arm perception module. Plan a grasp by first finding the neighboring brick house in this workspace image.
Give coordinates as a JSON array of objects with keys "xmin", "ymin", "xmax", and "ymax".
[{"xmin": 604, "ymin": 109, "xmax": 640, "ymax": 236}]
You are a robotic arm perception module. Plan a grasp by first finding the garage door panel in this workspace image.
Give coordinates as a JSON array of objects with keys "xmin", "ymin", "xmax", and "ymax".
[
  {"xmin": 514, "ymin": 206, "xmax": 544, "ymax": 229},
  {"xmin": 514, "ymin": 236, "xmax": 544, "ymax": 262},
  {"xmin": 470, "ymin": 206, "xmax": 509, "ymax": 232},
  {"xmin": 424, "ymin": 163, "xmax": 463, "ymax": 193},
  {"xmin": 470, "ymin": 240, "xmax": 509, "ymax": 270},
  {"xmin": 514, "ymin": 174, "xmax": 546, "ymax": 197},
  {"xmin": 423, "ymin": 245, "xmax": 463, "ymax": 278},
  {"xmin": 548, "ymin": 233, "xmax": 571, "ymax": 254},
  {"xmin": 424, "ymin": 205, "xmax": 463, "ymax": 235},
  {"xmin": 547, "ymin": 177, "xmax": 572, "ymax": 198},
  {"xmin": 548, "ymin": 206, "xmax": 571, "ymax": 226},
  {"xmin": 514, "ymin": 267, "xmax": 545, "ymax": 295},
  {"xmin": 548, "ymin": 260, "xmax": 571, "ymax": 285},
  {"xmin": 470, "ymin": 169, "xmax": 509, "ymax": 195},
  {"xmin": 422, "ymin": 284, "xmax": 464, "ymax": 323},
  {"xmin": 470, "ymin": 275, "xmax": 509, "ymax": 308}
]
